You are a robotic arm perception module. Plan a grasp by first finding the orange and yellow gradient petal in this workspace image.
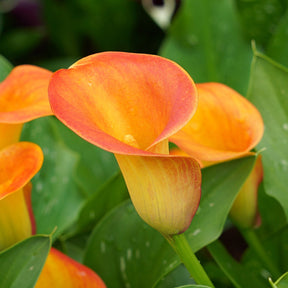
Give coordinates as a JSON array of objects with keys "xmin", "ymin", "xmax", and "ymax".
[
  {"xmin": 0, "ymin": 142, "xmax": 43, "ymax": 250},
  {"xmin": 170, "ymin": 83, "xmax": 264, "ymax": 162},
  {"xmin": 49, "ymin": 52, "xmax": 197, "ymax": 155},
  {"xmin": 49, "ymin": 52, "xmax": 201, "ymax": 235},
  {"xmin": 0, "ymin": 65, "xmax": 53, "ymax": 148},
  {"xmin": 116, "ymin": 154, "xmax": 201, "ymax": 234},
  {"xmin": 36, "ymin": 248, "xmax": 106, "ymax": 288}
]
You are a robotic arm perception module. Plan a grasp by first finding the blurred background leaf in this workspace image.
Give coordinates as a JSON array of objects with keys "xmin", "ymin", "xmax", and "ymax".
[
  {"xmin": 160, "ymin": 0, "xmax": 252, "ymax": 94},
  {"xmin": 235, "ymin": 0, "xmax": 287, "ymax": 49},
  {"xmin": 266, "ymin": 8, "xmax": 288, "ymax": 67},
  {"xmin": 0, "ymin": 0, "xmax": 164, "ymax": 68},
  {"xmin": 0, "ymin": 54, "xmax": 12, "ymax": 81}
]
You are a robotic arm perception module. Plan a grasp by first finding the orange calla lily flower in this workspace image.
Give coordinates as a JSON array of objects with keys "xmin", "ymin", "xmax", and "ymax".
[
  {"xmin": 36, "ymin": 248, "xmax": 106, "ymax": 288},
  {"xmin": 170, "ymin": 83, "xmax": 264, "ymax": 229},
  {"xmin": 0, "ymin": 142, "xmax": 43, "ymax": 250},
  {"xmin": 0, "ymin": 65, "xmax": 53, "ymax": 148},
  {"xmin": 49, "ymin": 52, "xmax": 201, "ymax": 235},
  {"xmin": 170, "ymin": 82, "xmax": 264, "ymax": 163}
]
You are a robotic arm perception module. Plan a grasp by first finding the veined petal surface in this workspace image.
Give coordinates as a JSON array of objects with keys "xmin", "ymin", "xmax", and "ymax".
[
  {"xmin": 35, "ymin": 248, "xmax": 106, "ymax": 288},
  {"xmin": 170, "ymin": 83, "xmax": 264, "ymax": 162},
  {"xmin": 49, "ymin": 52, "xmax": 197, "ymax": 155},
  {"xmin": 0, "ymin": 65, "xmax": 53, "ymax": 123},
  {"xmin": 116, "ymin": 154, "xmax": 201, "ymax": 235}
]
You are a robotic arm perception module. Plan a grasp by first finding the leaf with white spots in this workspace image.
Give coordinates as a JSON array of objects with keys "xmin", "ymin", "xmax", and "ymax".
[
  {"xmin": 21, "ymin": 116, "xmax": 120, "ymax": 240},
  {"xmin": 84, "ymin": 200, "xmax": 177, "ymax": 288}
]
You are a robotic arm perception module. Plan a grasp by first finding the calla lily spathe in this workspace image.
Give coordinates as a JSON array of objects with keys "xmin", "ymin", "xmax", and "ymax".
[
  {"xmin": 35, "ymin": 248, "xmax": 106, "ymax": 288},
  {"xmin": 0, "ymin": 65, "xmax": 53, "ymax": 148},
  {"xmin": 0, "ymin": 141, "xmax": 107, "ymax": 287},
  {"xmin": 0, "ymin": 64, "xmax": 107, "ymax": 287},
  {"xmin": 0, "ymin": 142, "xmax": 43, "ymax": 250},
  {"xmin": 49, "ymin": 52, "xmax": 201, "ymax": 235},
  {"xmin": 170, "ymin": 82, "xmax": 264, "ymax": 163},
  {"xmin": 0, "ymin": 64, "xmax": 52, "ymax": 249},
  {"xmin": 170, "ymin": 82, "xmax": 264, "ymax": 228}
]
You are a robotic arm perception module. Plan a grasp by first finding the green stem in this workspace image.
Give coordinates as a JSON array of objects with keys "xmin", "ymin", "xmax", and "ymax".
[
  {"xmin": 241, "ymin": 228, "xmax": 281, "ymax": 278},
  {"xmin": 164, "ymin": 233, "xmax": 215, "ymax": 287}
]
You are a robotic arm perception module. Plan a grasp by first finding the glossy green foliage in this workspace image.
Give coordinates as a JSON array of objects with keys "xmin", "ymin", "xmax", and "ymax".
[
  {"xmin": 248, "ymin": 50, "xmax": 288, "ymax": 221},
  {"xmin": 0, "ymin": 236, "xmax": 51, "ymax": 288},
  {"xmin": 21, "ymin": 117, "xmax": 119, "ymax": 240},
  {"xmin": 186, "ymin": 156, "xmax": 256, "ymax": 252}
]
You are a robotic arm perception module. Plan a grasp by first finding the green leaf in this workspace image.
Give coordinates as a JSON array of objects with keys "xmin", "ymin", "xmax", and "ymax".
[
  {"xmin": 257, "ymin": 183, "xmax": 286, "ymax": 239},
  {"xmin": 50, "ymin": 116, "xmax": 119, "ymax": 195},
  {"xmin": 83, "ymin": 157, "xmax": 255, "ymax": 288},
  {"xmin": 0, "ymin": 235, "xmax": 51, "ymax": 288},
  {"xmin": 266, "ymin": 9, "xmax": 288, "ymax": 68},
  {"xmin": 270, "ymin": 272, "xmax": 288, "ymax": 288},
  {"xmin": 21, "ymin": 117, "xmax": 84, "ymax": 239},
  {"xmin": 276, "ymin": 272, "xmax": 288, "ymax": 288},
  {"xmin": 208, "ymin": 240, "xmax": 266, "ymax": 288},
  {"xmin": 21, "ymin": 116, "xmax": 118, "ymax": 240},
  {"xmin": 236, "ymin": 0, "xmax": 287, "ymax": 49},
  {"xmin": 247, "ymin": 50, "xmax": 288, "ymax": 221},
  {"xmin": 185, "ymin": 156, "xmax": 256, "ymax": 252},
  {"xmin": 0, "ymin": 29, "xmax": 43, "ymax": 60},
  {"xmin": 84, "ymin": 200, "xmax": 176, "ymax": 288},
  {"xmin": 42, "ymin": 0, "xmax": 162, "ymax": 55},
  {"xmin": 155, "ymin": 264, "xmax": 195, "ymax": 288},
  {"xmin": 76, "ymin": 172, "xmax": 129, "ymax": 233},
  {"xmin": 0, "ymin": 54, "xmax": 13, "ymax": 81},
  {"xmin": 242, "ymin": 226, "xmax": 288, "ymax": 284},
  {"xmin": 160, "ymin": 0, "xmax": 252, "ymax": 94}
]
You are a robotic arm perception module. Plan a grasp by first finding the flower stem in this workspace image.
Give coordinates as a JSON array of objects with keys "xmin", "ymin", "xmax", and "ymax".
[
  {"xmin": 164, "ymin": 233, "xmax": 215, "ymax": 287},
  {"xmin": 241, "ymin": 228, "xmax": 281, "ymax": 278}
]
